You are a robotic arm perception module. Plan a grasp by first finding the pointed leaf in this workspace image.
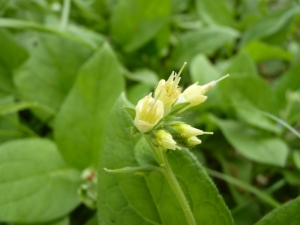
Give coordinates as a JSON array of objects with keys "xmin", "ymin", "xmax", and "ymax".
[
  {"xmin": 98, "ymin": 96, "xmax": 234, "ymax": 225},
  {"xmin": 54, "ymin": 43, "xmax": 124, "ymax": 169}
]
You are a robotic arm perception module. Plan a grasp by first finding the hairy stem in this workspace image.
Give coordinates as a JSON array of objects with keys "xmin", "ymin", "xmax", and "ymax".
[{"xmin": 161, "ymin": 150, "xmax": 197, "ymax": 225}]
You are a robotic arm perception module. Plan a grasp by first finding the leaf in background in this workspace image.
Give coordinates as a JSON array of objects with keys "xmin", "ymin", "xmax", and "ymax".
[
  {"xmin": 126, "ymin": 83, "xmax": 152, "ymax": 105},
  {"xmin": 190, "ymin": 54, "xmax": 220, "ymax": 84},
  {"xmin": 211, "ymin": 116, "xmax": 289, "ymax": 167},
  {"xmin": 244, "ymin": 40, "xmax": 292, "ymax": 62},
  {"xmin": 0, "ymin": 29, "xmax": 28, "ymax": 94},
  {"xmin": 195, "ymin": 0, "xmax": 233, "ymax": 26},
  {"xmin": 223, "ymin": 51, "xmax": 257, "ymax": 77},
  {"xmin": 293, "ymin": 151, "xmax": 300, "ymax": 170},
  {"xmin": 14, "ymin": 33, "xmax": 92, "ymax": 120},
  {"xmin": 54, "ymin": 43, "xmax": 124, "ymax": 169},
  {"xmin": 172, "ymin": 26, "xmax": 239, "ymax": 67},
  {"xmin": 240, "ymin": 7, "xmax": 298, "ymax": 46},
  {"xmin": 124, "ymin": 69, "xmax": 158, "ymax": 87},
  {"xmin": 0, "ymin": 138, "xmax": 80, "ymax": 223},
  {"xmin": 98, "ymin": 96, "xmax": 234, "ymax": 225},
  {"xmin": 0, "ymin": 95, "xmax": 28, "ymax": 144},
  {"xmin": 220, "ymin": 76, "xmax": 278, "ymax": 113},
  {"xmin": 255, "ymin": 196, "xmax": 300, "ymax": 225},
  {"xmin": 274, "ymin": 59, "xmax": 300, "ymax": 107},
  {"xmin": 110, "ymin": 0, "xmax": 171, "ymax": 52},
  {"xmin": 235, "ymin": 106, "xmax": 282, "ymax": 134}
]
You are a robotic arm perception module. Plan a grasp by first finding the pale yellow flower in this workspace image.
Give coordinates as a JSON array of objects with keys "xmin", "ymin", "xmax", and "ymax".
[
  {"xmin": 152, "ymin": 130, "xmax": 180, "ymax": 150},
  {"xmin": 134, "ymin": 93, "xmax": 164, "ymax": 133},
  {"xmin": 172, "ymin": 124, "xmax": 213, "ymax": 138},
  {"xmin": 177, "ymin": 74, "xmax": 229, "ymax": 111},
  {"xmin": 155, "ymin": 63, "xmax": 187, "ymax": 115}
]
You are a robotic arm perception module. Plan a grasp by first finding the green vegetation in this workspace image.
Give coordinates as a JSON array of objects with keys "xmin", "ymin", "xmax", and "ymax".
[{"xmin": 0, "ymin": 0, "xmax": 300, "ymax": 224}]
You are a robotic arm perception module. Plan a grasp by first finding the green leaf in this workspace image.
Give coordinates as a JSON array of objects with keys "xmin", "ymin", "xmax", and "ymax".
[
  {"xmin": 172, "ymin": 26, "xmax": 239, "ymax": 67},
  {"xmin": 126, "ymin": 83, "xmax": 151, "ymax": 105},
  {"xmin": 293, "ymin": 151, "xmax": 300, "ymax": 170},
  {"xmin": 195, "ymin": 0, "xmax": 233, "ymax": 26},
  {"xmin": 110, "ymin": 0, "xmax": 171, "ymax": 52},
  {"xmin": 98, "ymin": 96, "xmax": 234, "ymax": 225},
  {"xmin": 211, "ymin": 116, "xmax": 289, "ymax": 167},
  {"xmin": 0, "ymin": 95, "xmax": 28, "ymax": 144},
  {"xmin": 240, "ymin": 7, "xmax": 299, "ymax": 46},
  {"xmin": 0, "ymin": 29, "xmax": 28, "ymax": 93},
  {"xmin": 0, "ymin": 138, "xmax": 80, "ymax": 223},
  {"xmin": 274, "ymin": 59, "xmax": 300, "ymax": 106},
  {"xmin": 244, "ymin": 40, "xmax": 292, "ymax": 62},
  {"xmin": 223, "ymin": 51, "xmax": 257, "ymax": 77},
  {"xmin": 14, "ymin": 33, "xmax": 92, "ymax": 120},
  {"xmin": 190, "ymin": 54, "xmax": 220, "ymax": 84},
  {"xmin": 124, "ymin": 69, "xmax": 158, "ymax": 87},
  {"xmin": 0, "ymin": 29, "xmax": 28, "ymax": 69},
  {"xmin": 255, "ymin": 196, "xmax": 300, "ymax": 225},
  {"xmin": 220, "ymin": 76, "xmax": 278, "ymax": 113},
  {"xmin": 54, "ymin": 43, "xmax": 124, "ymax": 169}
]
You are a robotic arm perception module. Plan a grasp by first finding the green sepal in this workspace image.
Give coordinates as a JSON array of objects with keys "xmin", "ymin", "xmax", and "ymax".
[
  {"xmin": 123, "ymin": 106, "xmax": 136, "ymax": 120},
  {"xmin": 170, "ymin": 102, "xmax": 190, "ymax": 115},
  {"xmin": 104, "ymin": 165, "xmax": 163, "ymax": 175},
  {"xmin": 131, "ymin": 126, "xmax": 139, "ymax": 135}
]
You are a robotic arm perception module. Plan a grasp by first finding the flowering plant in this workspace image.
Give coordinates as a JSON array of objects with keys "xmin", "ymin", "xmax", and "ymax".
[{"xmin": 106, "ymin": 63, "xmax": 229, "ymax": 225}]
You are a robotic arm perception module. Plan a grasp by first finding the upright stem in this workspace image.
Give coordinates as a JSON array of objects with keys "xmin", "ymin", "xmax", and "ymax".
[
  {"xmin": 144, "ymin": 135, "xmax": 197, "ymax": 225},
  {"xmin": 161, "ymin": 150, "xmax": 197, "ymax": 225},
  {"xmin": 60, "ymin": 0, "xmax": 71, "ymax": 30}
]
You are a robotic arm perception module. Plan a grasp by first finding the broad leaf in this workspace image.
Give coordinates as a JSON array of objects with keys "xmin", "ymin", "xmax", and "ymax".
[
  {"xmin": 14, "ymin": 33, "xmax": 93, "ymax": 120},
  {"xmin": 98, "ymin": 96, "xmax": 234, "ymax": 225},
  {"xmin": 223, "ymin": 51, "xmax": 257, "ymax": 77},
  {"xmin": 0, "ymin": 29, "xmax": 28, "ymax": 94},
  {"xmin": 211, "ymin": 116, "xmax": 289, "ymax": 167},
  {"xmin": 0, "ymin": 138, "xmax": 80, "ymax": 223},
  {"xmin": 54, "ymin": 43, "xmax": 124, "ymax": 169},
  {"xmin": 110, "ymin": 0, "xmax": 171, "ymax": 52},
  {"xmin": 255, "ymin": 196, "xmax": 300, "ymax": 225},
  {"xmin": 244, "ymin": 40, "xmax": 292, "ymax": 62},
  {"xmin": 172, "ymin": 26, "xmax": 239, "ymax": 67},
  {"xmin": 240, "ymin": 7, "xmax": 298, "ymax": 46},
  {"xmin": 195, "ymin": 0, "xmax": 233, "ymax": 26}
]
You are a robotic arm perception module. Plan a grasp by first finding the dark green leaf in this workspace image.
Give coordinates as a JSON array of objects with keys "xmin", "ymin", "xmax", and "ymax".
[
  {"xmin": 211, "ymin": 116, "xmax": 289, "ymax": 167},
  {"xmin": 14, "ymin": 33, "xmax": 92, "ymax": 120},
  {"xmin": 255, "ymin": 196, "xmax": 300, "ymax": 225},
  {"xmin": 110, "ymin": 0, "xmax": 171, "ymax": 52},
  {"xmin": 98, "ymin": 96, "xmax": 234, "ymax": 225},
  {"xmin": 54, "ymin": 43, "xmax": 124, "ymax": 169}
]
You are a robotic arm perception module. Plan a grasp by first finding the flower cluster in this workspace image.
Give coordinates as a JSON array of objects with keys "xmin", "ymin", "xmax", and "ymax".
[{"xmin": 132, "ymin": 62, "xmax": 228, "ymax": 150}]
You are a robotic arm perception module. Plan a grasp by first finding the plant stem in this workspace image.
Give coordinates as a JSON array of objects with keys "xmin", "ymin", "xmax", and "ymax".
[
  {"xmin": 61, "ymin": 0, "xmax": 71, "ymax": 30},
  {"xmin": 161, "ymin": 150, "xmax": 197, "ymax": 225}
]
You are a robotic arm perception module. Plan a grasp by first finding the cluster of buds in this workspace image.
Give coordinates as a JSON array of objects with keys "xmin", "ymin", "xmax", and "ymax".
[{"xmin": 131, "ymin": 62, "xmax": 229, "ymax": 150}]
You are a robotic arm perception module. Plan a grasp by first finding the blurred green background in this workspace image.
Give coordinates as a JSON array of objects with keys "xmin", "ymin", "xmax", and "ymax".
[{"xmin": 0, "ymin": 0, "xmax": 300, "ymax": 224}]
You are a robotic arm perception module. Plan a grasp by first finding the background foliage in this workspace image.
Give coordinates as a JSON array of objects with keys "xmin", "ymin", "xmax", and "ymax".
[{"xmin": 0, "ymin": 0, "xmax": 300, "ymax": 224}]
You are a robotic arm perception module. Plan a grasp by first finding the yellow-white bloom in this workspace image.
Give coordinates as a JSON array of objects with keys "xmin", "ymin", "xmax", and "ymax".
[
  {"xmin": 152, "ymin": 130, "xmax": 180, "ymax": 150},
  {"xmin": 186, "ymin": 136, "xmax": 202, "ymax": 147},
  {"xmin": 172, "ymin": 124, "xmax": 213, "ymax": 138},
  {"xmin": 155, "ymin": 63, "xmax": 187, "ymax": 115},
  {"xmin": 134, "ymin": 93, "xmax": 164, "ymax": 133},
  {"xmin": 177, "ymin": 74, "xmax": 229, "ymax": 111}
]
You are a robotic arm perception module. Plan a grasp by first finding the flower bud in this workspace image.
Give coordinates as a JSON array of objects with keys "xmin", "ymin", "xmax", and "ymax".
[
  {"xmin": 176, "ymin": 74, "xmax": 229, "ymax": 111},
  {"xmin": 134, "ymin": 93, "xmax": 164, "ymax": 133},
  {"xmin": 152, "ymin": 130, "xmax": 180, "ymax": 150},
  {"xmin": 172, "ymin": 124, "xmax": 213, "ymax": 138},
  {"xmin": 185, "ymin": 136, "xmax": 202, "ymax": 147},
  {"xmin": 154, "ymin": 63, "xmax": 187, "ymax": 115}
]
